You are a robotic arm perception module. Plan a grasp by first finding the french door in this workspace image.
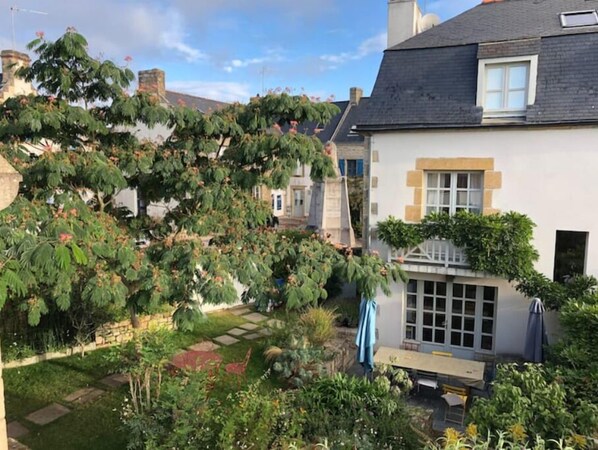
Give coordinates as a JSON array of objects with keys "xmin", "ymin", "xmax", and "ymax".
[{"xmin": 405, "ymin": 279, "xmax": 496, "ymax": 356}]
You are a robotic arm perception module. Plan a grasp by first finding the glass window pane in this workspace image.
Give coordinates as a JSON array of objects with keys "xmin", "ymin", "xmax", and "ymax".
[
  {"xmin": 407, "ymin": 295, "xmax": 417, "ymax": 309},
  {"xmin": 427, "ymin": 172, "xmax": 438, "ymax": 188},
  {"xmin": 407, "ymin": 279, "xmax": 418, "ymax": 293},
  {"xmin": 457, "ymin": 173, "xmax": 468, "ymax": 188},
  {"xmin": 486, "ymin": 67, "xmax": 504, "ymax": 90},
  {"xmin": 453, "ymin": 284, "xmax": 464, "ymax": 298},
  {"xmin": 483, "ymin": 286, "xmax": 496, "ymax": 301},
  {"xmin": 483, "ymin": 302, "xmax": 495, "ymax": 318},
  {"xmin": 424, "ymin": 281, "xmax": 434, "ymax": 295},
  {"xmin": 441, "ymin": 191, "xmax": 451, "ymax": 205},
  {"xmin": 406, "ymin": 326, "xmax": 416, "ymax": 340},
  {"xmin": 452, "ymin": 299, "xmax": 463, "ymax": 313},
  {"xmin": 465, "ymin": 301, "xmax": 476, "ymax": 316},
  {"xmin": 436, "ymin": 282, "xmax": 447, "ymax": 296},
  {"xmin": 426, "ymin": 206, "xmax": 437, "ymax": 215},
  {"xmin": 451, "ymin": 332, "xmax": 461, "ymax": 346},
  {"xmin": 486, "ymin": 92, "xmax": 503, "ymax": 110},
  {"xmin": 481, "ymin": 335, "xmax": 493, "ymax": 350},
  {"xmin": 406, "ymin": 311, "xmax": 417, "ymax": 324},
  {"xmin": 423, "ymin": 328, "xmax": 433, "ymax": 342},
  {"xmin": 456, "ymin": 191, "xmax": 468, "ymax": 206},
  {"xmin": 427, "ymin": 190, "xmax": 438, "ymax": 205},
  {"xmin": 423, "ymin": 313, "xmax": 433, "ymax": 326},
  {"xmin": 464, "ymin": 317, "xmax": 475, "ymax": 332},
  {"xmin": 437, "ymin": 298, "xmax": 446, "ymax": 312},
  {"xmin": 509, "ymin": 65, "xmax": 528, "ymax": 89},
  {"xmin": 470, "ymin": 173, "xmax": 483, "ymax": 189},
  {"xmin": 440, "ymin": 207, "xmax": 450, "ymax": 214},
  {"xmin": 435, "ymin": 314, "xmax": 446, "ymax": 327},
  {"xmin": 452, "ymin": 316, "xmax": 462, "ymax": 330},
  {"xmin": 463, "ymin": 333, "xmax": 475, "ymax": 348},
  {"xmin": 482, "ymin": 319, "xmax": 493, "ymax": 334},
  {"xmin": 507, "ymin": 90, "xmax": 526, "ymax": 109},
  {"xmin": 440, "ymin": 173, "xmax": 451, "ymax": 188},
  {"xmin": 435, "ymin": 329, "xmax": 445, "ymax": 343},
  {"xmin": 466, "ymin": 285, "xmax": 477, "ymax": 299},
  {"xmin": 424, "ymin": 297, "xmax": 433, "ymax": 311},
  {"xmin": 470, "ymin": 191, "xmax": 483, "ymax": 209}
]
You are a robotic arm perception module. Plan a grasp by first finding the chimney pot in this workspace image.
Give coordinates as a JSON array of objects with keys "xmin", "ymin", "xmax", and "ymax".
[{"xmin": 138, "ymin": 68, "xmax": 166, "ymax": 98}]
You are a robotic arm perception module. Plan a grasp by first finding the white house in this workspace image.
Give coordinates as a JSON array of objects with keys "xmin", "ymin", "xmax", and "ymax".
[{"xmin": 357, "ymin": 0, "xmax": 598, "ymax": 360}]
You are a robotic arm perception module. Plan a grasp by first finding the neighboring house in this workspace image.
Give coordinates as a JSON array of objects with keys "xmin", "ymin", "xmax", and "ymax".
[
  {"xmin": 274, "ymin": 88, "xmax": 369, "ymax": 225},
  {"xmin": 114, "ymin": 69, "xmax": 228, "ymax": 218},
  {"xmin": 357, "ymin": 0, "xmax": 598, "ymax": 359},
  {"xmin": 0, "ymin": 50, "xmax": 36, "ymax": 101}
]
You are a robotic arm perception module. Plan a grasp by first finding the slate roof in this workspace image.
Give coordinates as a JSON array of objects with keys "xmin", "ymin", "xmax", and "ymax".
[
  {"xmin": 358, "ymin": 0, "xmax": 598, "ymax": 130},
  {"xmin": 164, "ymin": 91, "xmax": 227, "ymax": 113},
  {"xmin": 293, "ymin": 99, "xmax": 366, "ymax": 144}
]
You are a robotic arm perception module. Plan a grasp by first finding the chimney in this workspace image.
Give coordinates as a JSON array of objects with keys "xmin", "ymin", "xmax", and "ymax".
[
  {"xmin": 387, "ymin": 0, "xmax": 423, "ymax": 48},
  {"xmin": 138, "ymin": 68, "xmax": 166, "ymax": 98},
  {"xmin": 350, "ymin": 87, "xmax": 363, "ymax": 106},
  {"xmin": 0, "ymin": 50, "xmax": 34, "ymax": 99}
]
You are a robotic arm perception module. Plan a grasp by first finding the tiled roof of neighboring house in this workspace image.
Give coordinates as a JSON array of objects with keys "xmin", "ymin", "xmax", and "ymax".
[
  {"xmin": 394, "ymin": 0, "xmax": 598, "ymax": 50},
  {"xmin": 334, "ymin": 98, "xmax": 368, "ymax": 144},
  {"xmin": 164, "ymin": 91, "xmax": 228, "ymax": 113},
  {"xmin": 358, "ymin": 0, "xmax": 598, "ymax": 131}
]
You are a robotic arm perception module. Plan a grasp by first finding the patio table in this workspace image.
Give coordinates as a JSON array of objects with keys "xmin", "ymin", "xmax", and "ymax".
[
  {"xmin": 171, "ymin": 350, "xmax": 223, "ymax": 372},
  {"xmin": 374, "ymin": 346, "xmax": 485, "ymax": 389}
]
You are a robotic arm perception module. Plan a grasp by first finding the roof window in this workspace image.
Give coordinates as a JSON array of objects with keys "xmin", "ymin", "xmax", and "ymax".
[{"xmin": 560, "ymin": 10, "xmax": 598, "ymax": 28}]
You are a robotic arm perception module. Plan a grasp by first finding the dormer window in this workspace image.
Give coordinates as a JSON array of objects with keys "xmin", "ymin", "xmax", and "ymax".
[
  {"xmin": 477, "ymin": 55, "xmax": 538, "ymax": 119},
  {"xmin": 560, "ymin": 10, "xmax": 598, "ymax": 28}
]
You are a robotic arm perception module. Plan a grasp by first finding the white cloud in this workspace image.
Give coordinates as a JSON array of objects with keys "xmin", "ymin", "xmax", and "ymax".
[
  {"xmin": 320, "ymin": 31, "xmax": 387, "ymax": 66},
  {"xmin": 223, "ymin": 48, "xmax": 285, "ymax": 73},
  {"xmin": 167, "ymin": 80, "xmax": 252, "ymax": 103},
  {"xmin": 159, "ymin": 10, "xmax": 206, "ymax": 63}
]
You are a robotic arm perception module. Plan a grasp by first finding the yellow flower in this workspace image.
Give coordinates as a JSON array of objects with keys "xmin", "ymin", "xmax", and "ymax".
[
  {"xmin": 444, "ymin": 427, "xmax": 462, "ymax": 445},
  {"xmin": 567, "ymin": 433, "xmax": 587, "ymax": 449},
  {"xmin": 508, "ymin": 423, "xmax": 527, "ymax": 443},
  {"xmin": 465, "ymin": 423, "xmax": 478, "ymax": 440}
]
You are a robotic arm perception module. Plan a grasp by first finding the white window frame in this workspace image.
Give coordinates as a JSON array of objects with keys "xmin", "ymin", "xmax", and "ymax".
[
  {"xmin": 477, "ymin": 55, "xmax": 538, "ymax": 118},
  {"xmin": 425, "ymin": 171, "xmax": 483, "ymax": 216}
]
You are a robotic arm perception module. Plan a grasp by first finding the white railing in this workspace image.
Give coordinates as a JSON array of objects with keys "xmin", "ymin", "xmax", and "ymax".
[{"xmin": 392, "ymin": 239, "xmax": 469, "ymax": 268}]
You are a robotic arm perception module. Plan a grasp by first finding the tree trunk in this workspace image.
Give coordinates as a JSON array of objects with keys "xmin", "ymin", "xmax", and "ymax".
[{"xmin": 129, "ymin": 306, "xmax": 140, "ymax": 329}]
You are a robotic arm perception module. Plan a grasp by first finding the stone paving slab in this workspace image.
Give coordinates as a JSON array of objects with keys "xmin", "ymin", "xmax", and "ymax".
[
  {"xmin": 214, "ymin": 334, "xmax": 240, "ymax": 346},
  {"xmin": 7, "ymin": 421, "xmax": 29, "ymax": 439},
  {"xmin": 64, "ymin": 387, "xmax": 104, "ymax": 405},
  {"xmin": 230, "ymin": 307, "xmax": 251, "ymax": 316},
  {"xmin": 239, "ymin": 322, "xmax": 259, "ymax": 331},
  {"xmin": 242, "ymin": 312, "xmax": 268, "ymax": 323},
  {"xmin": 266, "ymin": 319, "xmax": 284, "ymax": 328},
  {"xmin": 8, "ymin": 438, "xmax": 30, "ymax": 450},
  {"xmin": 243, "ymin": 333, "xmax": 262, "ymax": 340},
  {"xmin": 25, "ymin": 403, "xmax": 70, "ymax": 426},
  {"xmin": 258, "ymin": 328, "xmax": 272, "ymax": 336},
  {"xmin": 227, "ymin": 327, "xmax": 247, "ymax": 336},
  {"xmin": 188, "ymin": 341, "xmax": 220, "ymax": 352},
  {"xmin": 99, "ymin": 373, "xmax": 129, "ymax": 388}
]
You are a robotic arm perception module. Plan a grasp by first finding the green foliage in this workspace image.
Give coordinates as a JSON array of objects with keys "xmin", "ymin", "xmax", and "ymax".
[
  {"xmin": 374, "ymin": 362, "xmax": 414, "ymax": 395},
  {"xmin": 378, "ymin": 212, "xmax": 538, "ymax": 281},
  {"xmin": 516, "ymin": 273, "xmax": 597, "ymax": 311},
  {"xmin": 296, "ymin": 373, "xmax": 420, "ymax": 449},
  {"xmin": 298, "ymin": 307, "xmax": 338, "ymax": 346},
  {"xmin": 468, "ymin": 364, "xmax": 598, "ymax": 441}
]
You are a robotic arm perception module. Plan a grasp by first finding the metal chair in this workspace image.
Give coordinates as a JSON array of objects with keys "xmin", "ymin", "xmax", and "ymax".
[
  {"xmin": 415, "ymin": 370, "xmax": 439, "ymax": 392},
  {"xmin": 225, "ymin": 348, "xmax": 252, "ymax": 387}
]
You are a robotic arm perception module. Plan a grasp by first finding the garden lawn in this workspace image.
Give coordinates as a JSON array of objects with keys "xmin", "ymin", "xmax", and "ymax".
[{"xmin": 3, "ymin": 309, "xmax": 279, "ymax": 450}]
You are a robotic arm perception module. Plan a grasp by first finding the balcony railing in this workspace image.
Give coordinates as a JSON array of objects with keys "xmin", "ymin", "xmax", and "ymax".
[{"xmin": 391, "ymin": 239, "xmax": 469, "ymax": 268}]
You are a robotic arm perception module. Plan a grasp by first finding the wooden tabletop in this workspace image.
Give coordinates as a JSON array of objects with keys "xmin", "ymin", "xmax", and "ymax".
[{"xmin": 374, "ymin": 346, "xmax": 486, "ymax": 389}]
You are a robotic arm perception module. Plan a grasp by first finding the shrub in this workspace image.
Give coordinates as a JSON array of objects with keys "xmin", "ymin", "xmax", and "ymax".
[{"xmin": 468, "ymin": 364, "xmax": 597, "ymax": 442}]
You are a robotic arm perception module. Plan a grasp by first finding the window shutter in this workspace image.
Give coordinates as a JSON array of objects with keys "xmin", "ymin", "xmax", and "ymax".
[
  {"xmin": 357, "ymin": 159, "xmax": 364, "ymax": 176},
  {"xmin": 338, "ymin": 159, "xmax": 346, "ymax": 176}
]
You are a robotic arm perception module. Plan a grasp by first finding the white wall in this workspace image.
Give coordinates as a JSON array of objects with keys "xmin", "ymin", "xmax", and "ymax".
[{"xmin": 369, "ymin": 125, "xmax": 598, "ymax": 356}]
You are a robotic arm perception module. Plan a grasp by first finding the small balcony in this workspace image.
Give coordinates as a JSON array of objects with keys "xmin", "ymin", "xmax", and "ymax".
[{"xmin": 389, "ymin": 239, "xmax": 486, "ymax": 278}]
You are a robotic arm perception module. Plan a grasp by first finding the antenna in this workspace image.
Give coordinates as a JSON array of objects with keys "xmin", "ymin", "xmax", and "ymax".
[{"xmin": 10, "ymin": 4, "xmax": 49, "ymax": 49}]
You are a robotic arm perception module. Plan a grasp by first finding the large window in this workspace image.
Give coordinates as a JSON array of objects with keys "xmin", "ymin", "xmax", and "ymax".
[
  {"xmin": 553, "ymin": 230, "xmax": 588, "ymax": 282},
  {"xmin": 405, "ymin": 280, "xmax": 497, "ymax": 353},
  {"xmin": 338, "ymin": 159, "xmax": 364, "ymax": 177},
  {"xmin": 425, "ymin": 172, "xmax": 483, "ymax": 215}
]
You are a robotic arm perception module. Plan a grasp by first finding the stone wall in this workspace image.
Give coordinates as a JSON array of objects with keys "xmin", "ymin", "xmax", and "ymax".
[
  {"xmin": 95, "ymin": 312, "xmax": 173, "ymax": 347},
  {"xmin": 324, "ymin": 327, "xmax": 358, "ymax": 375}
]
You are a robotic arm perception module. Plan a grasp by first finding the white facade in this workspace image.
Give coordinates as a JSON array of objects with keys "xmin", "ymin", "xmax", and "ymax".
[{"xmin": 369, "ymin": 126, "xmax": 598, "ymax": 357}]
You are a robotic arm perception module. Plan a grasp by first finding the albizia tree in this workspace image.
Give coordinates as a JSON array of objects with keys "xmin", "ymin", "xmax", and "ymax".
[{"xmin": 0, "ymin": 30, "xmax": 405, "ymax": 333}]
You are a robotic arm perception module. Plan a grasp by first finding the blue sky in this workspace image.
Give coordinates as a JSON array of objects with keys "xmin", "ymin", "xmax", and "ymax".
[{"xmin": 1, "ymin": 0, "xmax": 480, "ymax": 102}]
